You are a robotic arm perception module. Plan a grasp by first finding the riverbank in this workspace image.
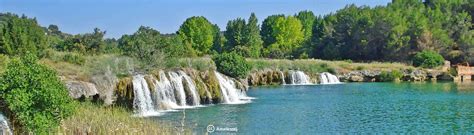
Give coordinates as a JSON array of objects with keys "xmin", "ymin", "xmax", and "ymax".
[{"xmin": 59, "ymin": 102, "xmax": 186, "ymax": 134}]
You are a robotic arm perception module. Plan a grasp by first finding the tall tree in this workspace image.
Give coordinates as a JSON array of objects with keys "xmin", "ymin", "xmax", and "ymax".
[
  {"xmin": 243, "ymin": 13, "xmax": 264, "ymax": 58},
  {"xmin": 177, "ymin": 16, "xmax": 217, "ymax": 56},
  {"xmin": 263, "ymin": 16, "xmax": 304, "ymax": 58},
  {"xmin": 261, "ymin": 14, "xmax": 285, "ymax": 48},
  {"xmin": 295, "ymin": 10, "xmax": 316, "ymax": 40},
  {"xmin": 224, "ymin": 18, "xmax": 246, "ymax": 52},
  {"xmin": 224, "ymin": 13, "xmax": 263, "ymax": 58},
  {"xmin": 0, "ymin": 13, "xmax": 47, "ymax": 57}
]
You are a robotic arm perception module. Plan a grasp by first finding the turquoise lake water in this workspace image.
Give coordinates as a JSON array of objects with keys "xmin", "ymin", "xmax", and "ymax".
[{"xmin": 156, "ymin": 82, "xmax": 474, "ymax": 134}]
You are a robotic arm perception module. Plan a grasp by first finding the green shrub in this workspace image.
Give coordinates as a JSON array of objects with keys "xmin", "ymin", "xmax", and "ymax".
[
  {"xmin": 63, "ymin": 53, "xmax": 86, "ymax": 65},
  {"xmin": 0, "ymin": 54, "xmax": 9, "ymax": 73},
  {"xmin": 213, "ymin": 52, "xmax": 251, "ymax": 78},
  {"xmin": 412, "ymin": 51, "xmax": 444, "ymax": 68},
  {"xmin": 0, "ymin": 53, "xmax": 75, "ymax": 133},
  {"xmin": 379, "ymin": 70, "xmax": 403, "ymax": 82}
]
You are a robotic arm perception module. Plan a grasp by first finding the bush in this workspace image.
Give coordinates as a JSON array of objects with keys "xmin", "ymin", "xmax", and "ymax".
[
  {"xmin": 379, "ymin": 70, "xmax": 403, "ymax": 82},
  {"xmin": 213, "ymin": 52, "xmax": 251, "ymax": 78},
  {"xmin": 63, "ymin": 53, "xmax": 86, "ymax": 65},
  {"xmin": 0, "ymin": 53, "xmax": 75, "ymax": 133},
  {"xmin": 413, "ymin": 51, "xmax": 444, "ymax": 68}
]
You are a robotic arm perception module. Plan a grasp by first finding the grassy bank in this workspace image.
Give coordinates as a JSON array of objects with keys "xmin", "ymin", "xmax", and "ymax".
[
  {"xmin": 248, "ymin": 59, "xmax": 415, "ymax": 74},
  {"xmin": 59, "ymin": 102, "xmax": 183, "ymax": 134},
  {"xmin": 37, "ymin": 50, "xmax": 417, "ymax": 80},
  {"xmin": 39, "ymin": 50, "xmax": 216, "ymax": 81}
]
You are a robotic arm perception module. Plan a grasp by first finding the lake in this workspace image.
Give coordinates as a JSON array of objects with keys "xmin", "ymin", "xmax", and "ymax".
[{"xmin": 156, "ymin": 82, "xmax": 474, "ymax": 134}]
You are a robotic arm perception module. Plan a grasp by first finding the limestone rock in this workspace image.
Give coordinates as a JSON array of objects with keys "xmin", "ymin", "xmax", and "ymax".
[{"xmin": 65, "ymin": 81, "xmax": 99, "ymax": 99}]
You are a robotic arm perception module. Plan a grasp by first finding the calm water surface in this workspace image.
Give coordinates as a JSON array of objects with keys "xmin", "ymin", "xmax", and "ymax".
[{"xmin": 155, "ymin": 82, "xmax": 474, "ymax": 134}]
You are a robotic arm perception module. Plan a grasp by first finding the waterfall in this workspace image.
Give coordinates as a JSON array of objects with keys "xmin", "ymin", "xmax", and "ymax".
[
  {"xmin": 168, "ymin": 72, "xmax": 188, "ymax": 106},
  {"xmin": 0, "ymin": 113, "xmax": 12, "ymax": 135},
  {"xmin": 214, "ymin": 71, "xmax": 252, "ymax": 104},
  {"xmin": 131, "ymin": 70, "xmax": 252, "ymax": 116},
  {"xmin": 279, "ymin": 71, "xmax": 286, "ymax": 85},
  {"xmin": 288, "ymin": 70, "xmax": 312, "ymax": 85},
  {"xmin": 132, "ymin": 75, "xmax": 156, "ymax": 116},
  {"xmin": 319, "ymin": 72, "xmax": 341, "ymax": 84},
  {"xmin": 180, "ymin": 71, "xmax": 201, "ymax": 106},
  {"xmin": 153, "ymin": 71, "xmax": 179, "ymax": 110}
]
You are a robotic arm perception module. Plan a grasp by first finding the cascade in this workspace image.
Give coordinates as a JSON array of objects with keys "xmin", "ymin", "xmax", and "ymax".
[
  {"xmin": 279, "ymin": 71, "xmax": 286, "ymax": 85},
  {"xmin": 288, "ymin": 70, "xmax": 312, "ymax": 85},
  {"xmin": 179, "ymin": 71, "xmax": 201, "ymax": 106},
  {"xmin": 168, "ymin": 72, "xmax": 188, "ymax": 106},
  {"xmin": 132, "ymin": 75, "xmax": 156, "ymax": 116},
  {"xmin": 319, "ymin": 72, "xmax": 341, "ymax": 84},
  {"xmin": 153, "ymin": 71, "xmax": 179, "ymax": 110},
  {"xmin": 131, "ymin": 70, "xmax": 252, "ymax": 116},
  {"xmin": 214, "ymin": 71, "xmax": 252, "ymax": 104}
]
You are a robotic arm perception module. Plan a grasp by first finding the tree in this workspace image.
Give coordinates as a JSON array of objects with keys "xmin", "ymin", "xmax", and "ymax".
[
  {"xmin": 57, "ymin": 28, "xmax": 106, "ymax": 54},
  {"xmin": 223, "ymin": 13, "xmax": 263, "ymax": 58},
  {"xmin": 177, "ymin": 16, "xmax": 217, "ymax": 56},
  {"xmin": 263, "ymin": 16, "xmax": 304, "ymax": 58},
  {"xmin": 243, "ymin": 13, "xmax": 263, "ymax": 58},
  {"xmin": 261, "ymin": 14, "xmax": 285, "ymax": 48},
  {"xmin": 224, "ymin": 18, "xmax": 246, "ymax": 51},
  {"xmin": 213, "ymin": 52, "xmax": 251, "ymax": 78},
  {"xmin": 295, "ymin": 10, "xmax": 316, "ymax": 40},
  {"xmin": 0, "ymin": 53, "xmax": 75, "ymax": 133},
  {"xmin": 0, "ymin": 13, "xmax": 47, "ymax": 57},
  {"xmin": 118, "ymin": 26, "xmax": 166, "ymax": 69}
]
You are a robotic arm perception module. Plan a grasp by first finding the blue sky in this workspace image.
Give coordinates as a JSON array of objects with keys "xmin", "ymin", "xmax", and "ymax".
[{"xmin": 0, "ymin": 0, "xmax": 391, "ymax": 38}]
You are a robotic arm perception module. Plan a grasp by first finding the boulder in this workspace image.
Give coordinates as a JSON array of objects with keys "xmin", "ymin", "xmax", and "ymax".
[
  {"xmin": 349, "ymin": 75, "xmax": 364, "ymax": 82},
  {"xmin": 65, "ymin": 81, "xmax": 99, "ymax": 99}
]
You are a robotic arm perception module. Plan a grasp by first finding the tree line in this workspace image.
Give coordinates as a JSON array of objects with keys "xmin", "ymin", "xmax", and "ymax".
[{"xmin": 0, "ymin": 0, "xmax": 473, "ymax": 66}]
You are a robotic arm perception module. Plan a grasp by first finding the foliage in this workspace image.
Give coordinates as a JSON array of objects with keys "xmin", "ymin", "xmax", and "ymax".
[
  {"xmin": 118, "ymin": 26, "xmax": 167, "ymax": 70},
  {"xmin": 0, "ymin": 13, "xmax": 48, "ymax": 57},
  {"xmin": 213, "ymin": 52, "xmax": 251, "ymax": 78},
  {"xmin": 224, "ymin": 13, "xmax": 264, "ymax": 58},
  {"xmin": 262, "ymin": 16, "xmax": 304, "ymax": 58},
  {"xmin": 63, "ymin": 53, "xmax": 85, "ymax": 65},
  {"xmin": 309, "ymin": 1, "xmax": 472, "ymax": 63},
  {"xmin": 177, "ymin": 16, "xmax": 217, "ymax": 56},
  {"xmin": 56, "ymin": 28, "xmax": 107, "ymax": 54},
  {"xmin": 295, "ymin": 10, "xmax": 316, "ymax": 40},
  {"xmin": 412, "ymin": 50, "xmax": 445, "ymax": 68},
  {"xmin": 379, "ymin": 70, "xmax": 403, "ymax": 82},
  {"xmin": 0, "ymin": 53, "xmax": 75, "ymax": 133}
]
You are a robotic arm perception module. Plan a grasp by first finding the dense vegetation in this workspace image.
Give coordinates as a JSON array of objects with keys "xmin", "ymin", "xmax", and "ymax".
[
  {"xmin": 0, "ymin": 53, "xmax": 75, "ymax": 133},
  {"xmin": 412, "ymin": 50, "xmax": 445, "ymax": 68},
  {"xmin": 213, "ymin": 52, "xmax": 251, "ymax": 78}
]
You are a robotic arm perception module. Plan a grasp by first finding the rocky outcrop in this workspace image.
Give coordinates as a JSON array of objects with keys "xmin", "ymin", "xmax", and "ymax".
[
  {"xmin": 340, "ymin": 70, "xmax": 381, "ymax": 82},
  {"xmin": 65, "ymin": 81, "xmax": 99, "ymax": 100},
  {"xmin": 248, "ymin": 69, "xmax": 285, "ymax": 86},
  {"xmin": 340, "ymin": 69, "xmax": 453, "ymax": 82}
]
